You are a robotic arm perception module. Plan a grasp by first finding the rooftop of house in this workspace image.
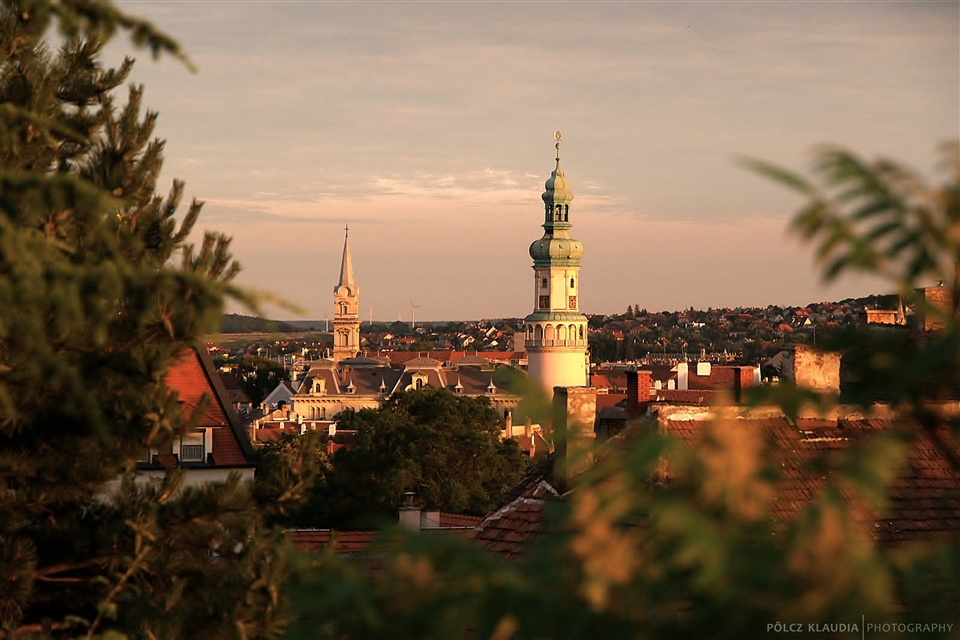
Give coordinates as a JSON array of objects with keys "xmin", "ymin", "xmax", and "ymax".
[{"xmin": 155, "ymin": 348, "xmax": 255, "ymax": 469}]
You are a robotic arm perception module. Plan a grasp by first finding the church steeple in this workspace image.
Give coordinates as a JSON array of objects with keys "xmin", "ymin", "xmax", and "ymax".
[
  {"xmin": 523, "ymin": 132, "xmax": 588, "ymax": 397},
  {"xmin": 337, "ymin": 225, "xmax": 356, "ymax": 291},
  {"xmin": 332, "ymin": 226, "xmax": 361, "ymax": 364}
]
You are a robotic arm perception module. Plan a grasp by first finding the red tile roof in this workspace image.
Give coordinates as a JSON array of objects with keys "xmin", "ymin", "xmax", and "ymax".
[
  {"xmin": 167, "ymin": 349, "xmax": 233, "ymax": 428},
  {"xmin": 474, "ymin": 457, "xmax": 561, "ymax": 559},
  {"xmin": 291, "ymin": 530, "xmax": 377, "ymax": 554},
  {"xmin": 473, "ymin": 479, "xmax": 559, "ymax": 559},
  {"xmin": 659, "ymin": 417, "xmax": 960, "ymax": 545},
  {"xmin": 162, "ymin": 349, "xmax": 254, "ymax": 468}
]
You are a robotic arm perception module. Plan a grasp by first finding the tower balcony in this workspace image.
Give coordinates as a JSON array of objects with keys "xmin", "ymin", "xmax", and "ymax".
[{"xmin": 525, "ymin": 338, "xmax": 588, "ymax": 349}]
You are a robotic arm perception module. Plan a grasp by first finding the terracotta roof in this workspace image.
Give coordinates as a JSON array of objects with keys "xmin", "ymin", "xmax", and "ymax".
[
  {"xmin": 478, "ymin": 416, "xmax": 958, "ymax": 559},
  {"xmin": 474, "ymin": 478, "xmax": 559, "ymax": 559},
  {"xmin": 291, "ymin": 530, "xmax": 377, "ymax": 554},
  {"xmin": 595, "ymin": 392, "xmax": 627, "ymax": 412},
  {"xmin": 167, "ymin": 349, "xmax": 232, "ymax": 428},
  {"xmin": 210, "ymin": 427, "xmax": 248, "ymax": 466},
  {"xmin": 653, "ymin": 389, "xmax": 717, "ymax": 404},
  {"xmin": 474, "ymin": 456, "xmax": 561, "ymax": 559},
  {"xmin": 659, "ymin": 417, "xmax": 960, "ymax": 545},
  {"xmin": 160, "ymin": 348, "xmax": 255, "ymax": 468},
  {"xmin": 438, "ymin": 513, "xmax": 484, "ymax": 528}
]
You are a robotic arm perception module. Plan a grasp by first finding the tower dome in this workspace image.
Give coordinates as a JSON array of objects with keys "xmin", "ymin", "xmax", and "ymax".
[
  {"xmin": 529, "ymin": 236, "xmax": 584, "ymax": 263},
  {"xmin": 542, "ymin": 166, "xmax": 574, "ymax": 204}
]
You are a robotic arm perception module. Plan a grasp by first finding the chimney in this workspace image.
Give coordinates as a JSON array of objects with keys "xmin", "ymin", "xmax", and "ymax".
[
  {"xmin": 504, "ymin": 409, "xmax": 513, "ymax": 438},
  {"xmin": 398, "ymin": 491, "xmax": 421, "ymax": 532},
  {"xmin": 676, "ymin": 362, "xmax": 689, "ymax": 390},
  {"xmin": 553, "ymin": 386, "xmax": 598, "ymax": 480},
  {"xmin": 626, "ymin": 370, "xmax": 652, "ymax": 418},
  {"xmin": 781, "ymin": 344, "xmax": 841, "ymax": 423}
]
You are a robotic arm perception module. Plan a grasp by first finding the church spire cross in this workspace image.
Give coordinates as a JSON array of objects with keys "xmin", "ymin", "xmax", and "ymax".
[
  {"xmin": 338, "ymin": 225, "xmax": 355, "ymax": 288},
  {"xmin": 554, "ymin": 131, "xmax": 562, "ymax": 167}
]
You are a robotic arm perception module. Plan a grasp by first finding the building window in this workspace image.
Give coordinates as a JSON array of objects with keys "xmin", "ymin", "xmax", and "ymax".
[
  {"xmin": 541, "ymin": 277, "xmax": 548, "ymax": 288},
  {"xmin": 569, "ymin": 295, "xmax": 577, "ymax": 309},
  {"xmin": 539, "ymin": 295, "xmax": 549, "ymax": 309},
  {"xmin": 180, "ymin": 431, "xmax": 205, "ymax": 462},
  {"xmin": 570, "ymin": 277, "xmax": 575, "ymax": 289}
]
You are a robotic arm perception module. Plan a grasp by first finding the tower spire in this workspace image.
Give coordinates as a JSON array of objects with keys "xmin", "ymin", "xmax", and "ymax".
[
  {"xmin": 338, "ymin": 225, "xmax": 355, "ymax": 288},
  {"xmin": 333, "ymin": 226, "xmax": 360, "ymax": 363}
]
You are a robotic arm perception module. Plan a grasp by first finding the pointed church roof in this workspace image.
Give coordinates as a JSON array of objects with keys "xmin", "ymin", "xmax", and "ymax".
[{"xmin": 335, "ymin": 226, "xmax": 357, "ymax": 294}]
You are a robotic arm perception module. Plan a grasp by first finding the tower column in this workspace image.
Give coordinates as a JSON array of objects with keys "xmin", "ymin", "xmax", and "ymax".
[{"xmin": 523, "ymin": 133, "xmax": 588, "ymax": 398}]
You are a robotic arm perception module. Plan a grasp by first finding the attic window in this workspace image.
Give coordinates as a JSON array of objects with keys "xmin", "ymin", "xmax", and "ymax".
[{"xmin": 180, "ymin": 430, "xmax": 205, "ymax": 462}]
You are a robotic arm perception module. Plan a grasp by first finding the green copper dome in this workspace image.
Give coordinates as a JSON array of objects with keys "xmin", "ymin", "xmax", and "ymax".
[{"xmin": 529, "ymin": 235, "xmax": 583, "ymax": 263}]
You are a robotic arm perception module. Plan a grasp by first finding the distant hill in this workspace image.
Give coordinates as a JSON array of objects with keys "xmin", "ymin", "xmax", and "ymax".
[{"xmin": 220, "ymin": 314, "xmax": 306, "ymax": 334}]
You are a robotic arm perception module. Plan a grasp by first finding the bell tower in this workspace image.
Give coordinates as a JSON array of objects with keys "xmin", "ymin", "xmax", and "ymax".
[
  {"xmin": 332, "ymin": 226, "xmax": 361, "ymax": 363},
  {"xmin": 523, "ymin": 133, "xmax": 588, "ymax": 397}
]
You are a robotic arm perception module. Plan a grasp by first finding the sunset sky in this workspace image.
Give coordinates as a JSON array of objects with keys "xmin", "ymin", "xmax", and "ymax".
[{"xmin": 110, "ymin": 1, "xmax": 958, "ymax": 322}]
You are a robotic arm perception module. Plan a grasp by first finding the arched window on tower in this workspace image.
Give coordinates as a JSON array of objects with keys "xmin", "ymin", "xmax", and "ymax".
[
  {"xmin": 570, "ymin": 277, "xmax": 575, "ymax": 289},
  {"xmin": 564, "ymin": 205, "xmax": 569, "ymax": 221}
]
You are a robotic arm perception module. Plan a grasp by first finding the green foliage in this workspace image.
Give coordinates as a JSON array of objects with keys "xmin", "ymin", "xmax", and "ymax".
[
  {"xmin": 291, "ymin": 387, "xmax": 527, "ymax": 528},
  {"xmin": 254, "ymin": 430, "xmax": 330, "ymax": 519},
  {"xmin": 0, "ymin": 2, "xmax": 291, "ymax": 636},
  {"xmin": 238, "ymin": 355, "xmax": 290, "ymax": 406}
]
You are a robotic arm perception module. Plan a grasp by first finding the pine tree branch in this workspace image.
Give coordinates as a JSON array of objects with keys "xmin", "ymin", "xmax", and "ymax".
[{"xmin": 33, "ymin": 556, "xmax": 109, "ymax": 580}]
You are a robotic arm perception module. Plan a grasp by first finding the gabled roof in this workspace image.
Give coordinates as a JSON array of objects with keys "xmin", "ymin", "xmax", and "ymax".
[
  {"xmin": 162, "ymin": 348, "xmax": 255, "ymax": 467},
  {"xmin": 474, "ymin": 456, "xmax": 561, "ymax": 559}
]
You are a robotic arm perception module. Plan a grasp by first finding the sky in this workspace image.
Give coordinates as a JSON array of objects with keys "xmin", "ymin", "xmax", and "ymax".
[{"xmin": 108, "ymin": 1, "xmax": 958, "ymax": 322}]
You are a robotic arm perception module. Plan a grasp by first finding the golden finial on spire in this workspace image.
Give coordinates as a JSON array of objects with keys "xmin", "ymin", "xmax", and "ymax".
[{"xmin": 554, "ymin": 131, "xmax": 562, "ymax": 163}]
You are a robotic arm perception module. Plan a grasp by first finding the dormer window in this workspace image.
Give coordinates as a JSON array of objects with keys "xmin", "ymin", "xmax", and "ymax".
[{"xmin": 180, "ymin": 430, "xmax": 205, "ymax": 462}]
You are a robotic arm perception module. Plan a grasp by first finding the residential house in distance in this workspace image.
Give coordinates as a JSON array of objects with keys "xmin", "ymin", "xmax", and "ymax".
[{"xmin": 104, "ymin": 348, "xmax": 256, "ymax": 492}]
